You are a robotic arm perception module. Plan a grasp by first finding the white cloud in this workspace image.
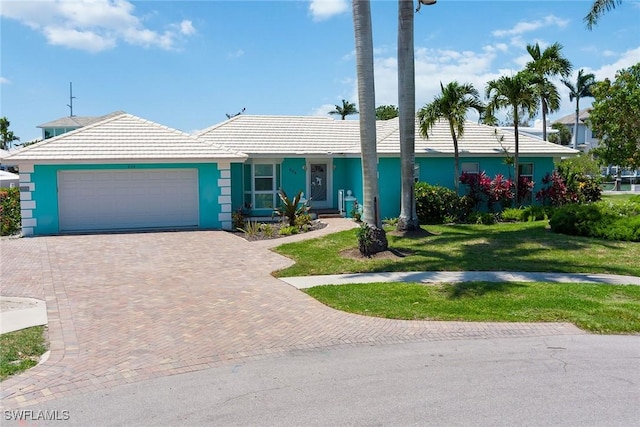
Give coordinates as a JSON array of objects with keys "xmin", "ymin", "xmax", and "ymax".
[
  {"xmin": 310, "ymin": 103, "xmax": 337, "ymax": 117},
  {"xmin": 0, "ymin": 0, "xmax": 196, "ymax": 52},
  {"xmin": 492, "ymin": 15, "xmax": 569, "ymax": 38},
  {"xmin": 228, "ymin": 49, "xmax": 245, "ymax": 59},
  {"xmin": 43, "ymin": 26, "xmax": 116, "ymax": 52},
  {"xmin": 367, "ymin": 46, "xmax": 502, "ymax": 113},
  {"xmin": 587, "ymin": 46, "xmax": 640, "ymax": 80},
  {"xmin": 179, "ymin": 20, "xmax": 195, "ymax": 36},
  {"xmin": 0, "ymin": 77, "xmax": 11, "ymax": 84},
  {"xmin": 309, "ymin": 0, "xmax": 348, "ymax": 22}
]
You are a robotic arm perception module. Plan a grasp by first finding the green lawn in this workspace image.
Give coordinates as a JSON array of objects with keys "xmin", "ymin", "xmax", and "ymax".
[
  {"xmin": 305, "ymin": 281, "xmax": 640, "ymax": 334},
  {"xmin": 601, "ymin": 193, "xmax": 640, "ymax": 204},
  {"xmin": 274, "ymin": 221, "xmax": 640, "ymax": 278},
  {"xmin": 0, "ymin": 326, "xmax": 47, "ymax": 381}
]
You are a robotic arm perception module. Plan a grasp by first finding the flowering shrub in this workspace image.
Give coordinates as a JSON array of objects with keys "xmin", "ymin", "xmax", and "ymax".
[
  {"xmin": 460, "ymin": 171, "xmax": 517, "ymax": 212},
  {"xmin": 518, "ymin": 176, "xmax": 535, "ymax": 204},
  {"xmin": 0, "ymin": 187, "xmax": 21, "ymax": 236},
  {"xmin": 535, "ymin": 171, "xmax": 576, "ymax": 207}
]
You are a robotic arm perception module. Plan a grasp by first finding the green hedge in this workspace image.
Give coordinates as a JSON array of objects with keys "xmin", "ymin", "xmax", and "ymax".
[
  {"xmin": 0, "ymin": 187, "xmax": 21, "ymax": 236},
  {"xmin": 414, "ymin": 183, "xmax": 473, "ymax": 224},
  {"xmin": 549, "ymin": 201, "xmax": 640, "ymax": 241}
]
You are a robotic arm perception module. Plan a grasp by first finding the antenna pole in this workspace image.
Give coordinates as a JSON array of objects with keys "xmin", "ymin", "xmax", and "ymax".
[{"xmin": 67, "ymin": 82, "xmax": 76, "ymax": 117}]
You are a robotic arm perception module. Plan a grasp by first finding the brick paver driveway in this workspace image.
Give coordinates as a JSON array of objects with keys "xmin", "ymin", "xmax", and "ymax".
[{"xmin": 0, "ymin": 219, "xmax": 582, "ymax": 408}]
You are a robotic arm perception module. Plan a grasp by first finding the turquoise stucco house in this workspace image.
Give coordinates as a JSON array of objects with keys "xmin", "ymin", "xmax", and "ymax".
[
  {"xmin": 196, "ymin": 115, "xmax": 578, "ymax": 221},
  {"xmin": 3, "ymin": 112, "xmax": 577, "ymax": 236}
]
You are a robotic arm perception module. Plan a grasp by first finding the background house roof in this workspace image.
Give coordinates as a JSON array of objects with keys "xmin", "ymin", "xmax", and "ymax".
[
  {"xmin": 553, "ymin": 108, "xmax": 592, "ymax": 125},
  {"xmin": 36, "ymin": 111, "xmax": 126, "ymax": 129},
  {"xmin": 4, "ymin": 112, "xmax": 247, "ymax": 163},
  {"xmin": 197, "ymin": 115, "xmax": 578, "ymax": 157}
]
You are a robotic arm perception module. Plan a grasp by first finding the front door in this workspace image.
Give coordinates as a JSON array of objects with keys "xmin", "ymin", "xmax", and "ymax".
[{"xmin": 309, "ymin": 162, "xmax": 331, "ymax": 208}]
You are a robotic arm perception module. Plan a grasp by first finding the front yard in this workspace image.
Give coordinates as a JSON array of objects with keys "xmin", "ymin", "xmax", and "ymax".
[
  {"xmin": 274, "ymin": 221, "xmax": 640, "ymax": 278},
  {"xmin": 274, "ymin": 220, "xmax": 640, "ymax": 334}
]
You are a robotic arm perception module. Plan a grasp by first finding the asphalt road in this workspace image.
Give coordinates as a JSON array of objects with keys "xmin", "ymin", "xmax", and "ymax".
[{"xmin": 5, "ymin": 334, "xmax": 639, "ymax": 426}]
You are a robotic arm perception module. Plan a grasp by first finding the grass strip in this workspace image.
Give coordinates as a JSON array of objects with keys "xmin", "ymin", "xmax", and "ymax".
[
  {"xmin": 0, "ymin": 326, "xmax": 47, "ymax": 381},
  {"xmin": 305, "ymin": 281, "xmax": 640, "ymax": 334}
]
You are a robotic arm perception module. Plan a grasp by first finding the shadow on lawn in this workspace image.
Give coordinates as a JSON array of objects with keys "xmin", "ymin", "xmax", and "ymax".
[
  {"xmin": 378, "ymin": 222, "xmax": 639, "ymax": 277},
  {"xmin": 445, "ymin": 281, "xmax": 525, "ymax": 299}
]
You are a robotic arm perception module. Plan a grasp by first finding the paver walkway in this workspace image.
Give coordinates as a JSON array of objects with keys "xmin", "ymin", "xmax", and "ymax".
[{"xmin": 1, "ymin": 219, "xmax": 586, "ymax": 409}]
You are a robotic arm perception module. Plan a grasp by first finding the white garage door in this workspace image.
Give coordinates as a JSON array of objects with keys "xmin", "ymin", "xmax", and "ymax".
[{"xmin": 58, "ymin": 169, "xmax": 199, "ymax": 232}]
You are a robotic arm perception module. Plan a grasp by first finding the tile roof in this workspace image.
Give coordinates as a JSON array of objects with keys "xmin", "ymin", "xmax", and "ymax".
[
  {"xmin": 196, "ymin": 115, "xmax": 578, "ymax": 157},
  {"xmin": 196, "ymin": 115, "xmax": 363, "ymax": 155},
  {"xmin": 36, "ymin": 111, "xmax": 126, "ymax": 128},
  {"xmin": 5, "ymin": 112, "xmax": 247, "ymax": 163},
  {"xmin": 553, "ymin": 108, "xmax": 592, "ymax": 125}
]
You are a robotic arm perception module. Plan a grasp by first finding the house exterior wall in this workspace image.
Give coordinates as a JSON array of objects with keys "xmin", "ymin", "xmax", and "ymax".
[
  {"xmin": 237, "ymin": 155, "xmax": 559, "ymax": 220},
  {"xmin": 281, "ymin": 158, "xmax": 306, "ymax": 201},
  {"xmin": 22, "ymin": 162, "xmax": 232, "ymax": 235},
  {"xmin": 356, "ymin": 156, "xmax": 557, "ymax": 220}
]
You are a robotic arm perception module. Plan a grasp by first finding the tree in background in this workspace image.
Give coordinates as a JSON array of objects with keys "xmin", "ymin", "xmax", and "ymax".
[
  {"xmin": 375, "ymin": 105, "xmax": 399, "ymax": 120},
  {"xmin": 590, "ymin": 63, "xmax": 640, "ymax": 173},
  {"xmin": 0, "ymin": 117, "xmax": 20, "ymax": 150},
  {"xmin": 418, "ymin": 81, "xmax": 484, "ymax": 194},
  {"xmin": 329, "ymin": 99, "xmax": 359, "ymax": 120},
  {"xmin": 352, "ymin": 0, "xmax": 387, "ymax": 254},
  {"xmin": 485, "ymin": 72, "xmax": 538, "ymax": 204},
  {"xmin": 548, "ymin": 123, "xmax": 573, "ymax": 145},
  {"xmin": 562, "ymin": 69, "xmax": 596, "ymax": 150},
  {"xmin": 585, "ymin": 0, "xmax": 622, "ymax": 29},
  {"xmin": 525, "ymin": 42, "xmax": 572, "ymax": 141}
]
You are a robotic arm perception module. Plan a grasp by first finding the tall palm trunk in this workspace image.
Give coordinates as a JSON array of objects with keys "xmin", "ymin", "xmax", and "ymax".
[
  {"xmin": 353, "ymin": 0, "xmax": 382, "ymax": 228},
  {"xmin": 513, "ymin": 108, "xmax": 520, "ymax": 204},
  {"xmin": 397, "ymin": 0, "xmax": 419, "ymax": 230},
  {"xmin": 572, "ymin": 101, "xmax": 580, "ymax": 150},
  {"xmin": 541, "ymin": 99, "xmax": 548, "ymax": 141},
  {"xmin": 449, "ymin": 122, "xmax": 460, "ymax": 194}
]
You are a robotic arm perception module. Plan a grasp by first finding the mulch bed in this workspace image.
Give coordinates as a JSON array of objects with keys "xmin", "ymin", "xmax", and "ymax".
[{"xmin": 231, "ymin": 220, "xmax": 328, "ymax": 241}]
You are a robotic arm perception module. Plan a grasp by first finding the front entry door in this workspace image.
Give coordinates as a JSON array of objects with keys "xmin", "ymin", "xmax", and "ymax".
[{"xmin": 309, "ymin": 162, "xmax": 330, "ymax": 208}]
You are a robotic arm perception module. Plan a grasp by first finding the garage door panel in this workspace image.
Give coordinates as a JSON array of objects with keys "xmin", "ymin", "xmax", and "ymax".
[{"xmin": 58, "ymin": 169, "xmax": 200, "ymax": 232}]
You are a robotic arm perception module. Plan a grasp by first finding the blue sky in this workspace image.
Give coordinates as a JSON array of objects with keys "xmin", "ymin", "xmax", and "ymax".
[{"xmin": 1, "ymin": 0, "xmax": 639, "ymax": 143}]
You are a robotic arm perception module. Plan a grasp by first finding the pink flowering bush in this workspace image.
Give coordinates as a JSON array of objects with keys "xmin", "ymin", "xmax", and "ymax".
[
  {"xmin": 535, "ymin": 171, "xmax": 577, "ymax": 207},
  {"xmin": 460, "ymin": 171, "xmax": 517, "ymax": 212}
]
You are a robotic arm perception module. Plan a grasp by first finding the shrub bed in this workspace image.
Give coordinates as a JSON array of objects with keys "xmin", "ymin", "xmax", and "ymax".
[
  {"xmin": 414, "ymin": 182, "xmax": 472, "ymax": 224},
  {"xmin": 549, "ymin": 200, "xmax": 640, "ymax": 241}
]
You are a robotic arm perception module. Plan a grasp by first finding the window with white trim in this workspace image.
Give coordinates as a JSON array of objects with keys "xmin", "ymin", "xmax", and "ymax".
[
  {"xmin": 243, "ymin": 163, "xmax": 280, "ymax": 210},
  {"xmin": 461, "ymin": 162, "xmax": 479, "ymax": 175},
  {"xmin": 518, "ymin": 163, "xmax": 534, "ymax": 204}
]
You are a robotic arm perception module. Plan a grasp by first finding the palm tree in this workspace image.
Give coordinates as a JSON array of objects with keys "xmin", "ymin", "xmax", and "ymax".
[
  {"xmin": 0, "ymin": 117, "xmax": 20, "ymax": 150},
  {"xmin": 418, "ymin": 81, "xmax": 484, "ymax": 194},
  {"xmin": 524, "ymin": 42, "xmax": 572, "ymax": 141},
  {"xmin": 396, "ymin": 0, "xmax": 419, "ymax": 231},
  {"xmin": 585, "ymin": 0, "xmax": 622, "ymax": 29},
  {"xmin": 562, "ymin": 69, "xmax": 596, "ymax": 149},
  {"xmin": 352, "ymin": 0, "xmax": 387, "ymax": 252},
  {"xmin": 329, "ymin": 99, "xmax": 359, "ymax": 120},
  {"xmin": 485, "ymin": 72, "xmax": 538, "ymax": 204}
]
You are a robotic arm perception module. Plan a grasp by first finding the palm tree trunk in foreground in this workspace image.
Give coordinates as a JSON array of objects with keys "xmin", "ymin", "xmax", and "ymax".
[
  {"xmin": 397, "ymin": 0, "xmax": 420, "ymax": 231},
  {"xmin": 353, "ymin": 0, "xmax": 387, "ymax": 253}
]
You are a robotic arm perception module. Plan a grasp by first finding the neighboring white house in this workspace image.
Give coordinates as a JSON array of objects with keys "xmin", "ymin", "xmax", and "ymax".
[
  {"xmin": 499, "ymin": 120, "xmax": 558, "ymax": 141},
  {"xmin": 553, "ymin": 108, "xmax": 599, "ymax": 152},
  {"xmin": 37, "ymin": 111, "xmax": 125, "ymax": 140}
]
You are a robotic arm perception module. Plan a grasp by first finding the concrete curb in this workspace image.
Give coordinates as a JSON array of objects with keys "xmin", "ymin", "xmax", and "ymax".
[
  {"xmin": 280, "ymin": 271, "xmax": 640, "ymax": 289},
  {"xmin": 0, "ymin": 296, "xmax": 48, "ymax": 334}
]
